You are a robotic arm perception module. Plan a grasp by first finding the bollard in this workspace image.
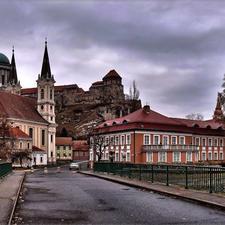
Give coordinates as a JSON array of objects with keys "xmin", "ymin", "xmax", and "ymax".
[
  {"xmin": 57, "ymin": 166, "xmax": 61, "ymax": 173},
  {"xmin": 44, "ymin": 167, "xmax": 48, "ymax": 174},
  {"xmin": 31, "ymin": 167, "xmax": 34, "ymax": 173}
]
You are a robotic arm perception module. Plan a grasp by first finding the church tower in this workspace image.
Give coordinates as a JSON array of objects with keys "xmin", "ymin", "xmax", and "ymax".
[{"xmin": 37, "ymin": 40, "xmax": 56, "ymax": 163}]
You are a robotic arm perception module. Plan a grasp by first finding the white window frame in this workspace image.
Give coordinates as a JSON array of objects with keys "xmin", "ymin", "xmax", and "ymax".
[
  {"xmin": 214, "ymin": 152, "xmax": 218, "ymax": 160},
  {"xmin": 179, "ymin": 136, "xmax": 185, "ymax": 145},
  {"xmin": 186, "ymin": 152, "xmax": 192, "ymax": 162},
  {"xmin": 162, "ymin": 135, "xmax": 169, "ymax": 146},
  {"xmin": 208, "ymin": 152, "xmax": 212, "ymax": 160},
  {"xmin": 214, "ymin": 138, "xmax": 218, "ymax": 147},
  {"xmin": 195, "ymin": 137, "xmax": 200, "ymax": 146},
  {"xmin": 208, "ymin": 138, "xmax": 212, "ymax": 147},
  {"xmin": 171, "ymin": 136, "xmax": 177, "ymax": 145},
  {"xmin": 173, "ymin": 152, "xmax": 181, "ymax": 162},
  {"xmin": 202, "ymin": 138, "xmax": 206, "ymax": 147},
  {"xmin": 146, "ymin": 152, "xmax": 153, "ymax": 163},
  {"xmin": 202, "ymin": 152, "xmax": 206, "ymax": 161},
  {"xmin": 121, "ymin": 135, "xmax": 125, "ymax": 145},
  {"xmin": 115, "ymin": 136, "xmax": 119, "ymax": 145},
  {"xmin": 158, "ymin": 152, "xmax": 167, "ymax": 163},
  {"xmin": 115, "ymin": 152, "xmax": 119, "ymax": 161},
  {"xmin": 144, "ymin": 134, "xmax": 150, "ymax": 145},
  {"xmin": 126, "ymin": 152, "xmax": 131, "ymax": 162},
  {"xmin": 126, "ymin": 134, "xmax": 131, "ymax": 145},
  {"xmin": 153, "ymin": 135, "xmax": 160, "ymax": 145},
  {"xmin": 220, "ymin": 152, "xmax": 223, "ymax": 160}
]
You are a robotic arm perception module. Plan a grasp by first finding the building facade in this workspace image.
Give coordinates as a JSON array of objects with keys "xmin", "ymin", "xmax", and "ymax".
[
  {"xmin": 90, "ymin": 105, "xmax": 225, "ymax": 164},
  {"xmin": 56, "ymin": 137, "xmax": 73, "ymax": 161},
  {"xmin": 0, "ymin": 41, "xmax": 57, "ymax": 164}
]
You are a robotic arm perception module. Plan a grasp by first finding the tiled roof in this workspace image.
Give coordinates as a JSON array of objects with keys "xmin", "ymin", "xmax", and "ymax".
[
  {"xmin": 56, "ymin": 137, "xmax": 73, "ymax": 145},
  {"xmin": 96, "ymin": 105, "xmax": 225, "ymax": 135},
  {"xmin": 103, "ymin": 69, "xmax": 122, "ymax": 80},
  {"xmin": 21, "ymin": 84, "xmax": 84, "ymax": 95},
  {"xmin": 32, "ymin": 145, "xmax": 46, "ymax": 152},
  {"xmin": 73, "ymin": 140, "xmax": 89, "ymax": 151},
  {"xmin": 91, "ymin": 81, "xmax": 103, "ymax": 86},
  {"xmin": 9, "ymin": 127, "xmax": 31, "ymax": 139},
  {"xmin": 0, "ymin": 92, "xmax": 48, "ymax": 124}
]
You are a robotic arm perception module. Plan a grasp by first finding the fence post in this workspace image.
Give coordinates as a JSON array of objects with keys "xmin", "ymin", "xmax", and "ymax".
[
  {"xmin": 151, "ymin": 164, "xmax": 154, "ymax": 183},
  {"xmin": 185, "ymin": 166, "xmax": 188, "ymax": 189},
  {"xmin": 166, "ymin": 165, "xmax": 169, "ymax": 186},
  {"xmin": 209, "ymin": 167, "xmax": 212, "ymax": 193}
]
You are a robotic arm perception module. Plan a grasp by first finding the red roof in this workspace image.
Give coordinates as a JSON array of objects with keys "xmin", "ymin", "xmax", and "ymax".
[
  {"xmin": 21, "ymin": 84, "xmax": 84, "ymax": 95},
  {"xmin": 0, "ymin": 92, "xmax": 48, "ymax": 124},
  {"xmin": 9, "ymin": 127, "xmax": 31, "ymax": 139},
  {"xmin": 103, "ymin": 69, "xmax": 122, "ymax": 80},
  {"xmin": 96, "ymin": 105, "xmax": 225, "ymax": 136},
  {"xmin": 73, "ymin": 140, "xmax": 89, "ymax": 151},
  {"xmin": 32, "ymin": 145, "xmax": 46, "ymax": 152},
  {"xmin": 56, "ymin": 137, "xmax": 73, "ymax": 145}
]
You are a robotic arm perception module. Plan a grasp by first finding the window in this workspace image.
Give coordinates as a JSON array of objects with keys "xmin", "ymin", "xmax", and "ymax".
[
  {"xmin": 126, "ymin": 134, "xmax": 131, "ymax": 145},
  {"xmin": 51, "ymin": 135, "xmax": 53, "ymax": 143},
  {"xmin": 214, "ymin": 138, "xmax": 218, "ymax": 147},
  {"xmin": 20, "ymin": 142, "xmax": 22, "ymax": 149},
  {"xmin": 40, "ymin": 156, "xmax": 43, "ymax": 163},
  {"xmin": 163, "ymin": 136, "xmax": 169, "ymax": 146},
  {"xmin": 41, "ymin": 89, "xmax": 44, "ymax": 99},
  {"xmin": 126, "ymin": 152, "xmax": 130, "ymax": 162},
  {"xmin": 219, "ymin": 138, "xmax": 223, "ymax": 147},
  {"xmin": 154, "ymin": 135, "xmax": 160, "ymax": 145},
  {"xmin": 29, "ymin": 128, "xmax": 33, "ymax": 138},
  {"xmin": 105, "ymin": 152, "xmax": 109, "ymax": 160},
  {"xmin": 57, "ymin": 146, "xmax": 60, "ymax": 150},
  {"xmin": 173, "ymin": 152, "xmax": 181, "ymax": 162},
  {"xmin": 195, "ymin": 137, "xmax": 200, "ymax": 146},
  {"xmin": 110, "ymin": 136, "xmax": 114, "ymax": 145},
  {"xmin": 186, "ymin": 152, "xmax": 192, "ymax": 162},
  {"xmin": 51, "ymin": 152, "xmax": 53, "ymax": 157},
  {"xmin": 208, "ymin": 138, "xmax": 212, "ymax": 147},
  {"xmin": 195, "ymin": 152, "xmax": 199, "ymax": 161},
  {"xmin": 41, "ymin": 105, "xmax": 44, "ymax": 110},
  {"xmin": 115, "ymin": 152, "xmax": 119, "ymax": 161},
  {"xmin": 41, "ymin": 130, "xmax": 45, "ymax": 146},
  {"xmin": 115, "ymin": 136, "xmax": 119, "ymax": 145},
  {"xmin": 159, "ymin": 152, "xmax": 166, "ymax": 162},
  {"xmin": 146, "ymin": 152, "xmax": 153, "ymax": 162},
  {"xmin": 202, "ymin": 138, "xmax": 206, "ymax": 147},
  {"xmin": 51, "ymin": 117, "xmax": 53, "ymax": 121},
  {"xmin": 2, "ymin": 75, "xmax": 5, "ymax": 85},
  {"xmin": 171, "ymin": 136, "xmax": 177, "ymax": 145},
  {"xmin": 220, "ymin": 152, "xmax": 223, "ymax": 160},
  {"xmin": 105, "ymin": 137, "xmax": 109, "ymax": 145},
  {"xmin": 208, "ymin": 152, "xmax": 212, "ymax": 160},
  {"xmin": 63, "ymin": 146, "xmax": 66, "ymax": 150},
  {"xmin": 202, "ymin": 152, "xmax": 206, "ymax": 161},
  {"xmin": 50, "ymin": 89, "xmax": 53, "ymax": 99},
  {"xmin": 27, "ymin": 143, "xmax": 30, "ymax": 149},
  {"xmin": 121, "ymin": 135, "xmax": 125, "ymax": 145},
  {"xmin": 214, "ymin": 152, "xmax": 218, "ymax": 160},
  {"xmin": 50, "ymin": 105, "xmax": 53, "ymax": 110},
  {"xmin": 179, "ymin": 136, "xmax": 185, "ymax": 145},
  {"xmin": 57, "ymin": 153, "xmax": 60, "ymax": 158},
  {"xmin": 144, "ymin": 135, "xmax": 150, "ymax": 145}
]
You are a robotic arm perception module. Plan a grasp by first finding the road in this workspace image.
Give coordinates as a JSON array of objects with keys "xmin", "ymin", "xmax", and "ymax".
[{"xmin": 13, "ymin": 166, "xmax": 225, "ymax": 225}]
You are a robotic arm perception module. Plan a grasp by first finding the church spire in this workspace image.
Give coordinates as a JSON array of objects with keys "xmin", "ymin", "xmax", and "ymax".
[
  {"xmin": 40, "ymin": 38, "xmax": 52, "ymax": 79},
  {"xmin": 9, "ymin": 46, "xmax": 18, "ymax": 84}
]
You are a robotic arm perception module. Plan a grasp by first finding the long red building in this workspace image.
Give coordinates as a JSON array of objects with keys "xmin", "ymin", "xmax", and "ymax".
[{"xmin": 90, "ymin": 100, "xmax": 225, "ymax": 164}]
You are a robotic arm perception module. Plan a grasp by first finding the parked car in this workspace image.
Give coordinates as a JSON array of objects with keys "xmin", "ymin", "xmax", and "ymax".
[{"xmin": 69, "ymin": 162, "xmax": 79, "ymax": 170}]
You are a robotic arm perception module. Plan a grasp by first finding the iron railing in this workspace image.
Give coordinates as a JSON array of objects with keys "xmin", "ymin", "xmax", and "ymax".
[
  {"xmin": 142, "ymin": 144, "xmax": 199, "ymax": 152},
  {"xmin": 94, "ymin": 162, "xmax": 225, "ymax": 193},
  {"xmin": 0, "ymin": 162, "xmax": 12, "ymax": 178}
]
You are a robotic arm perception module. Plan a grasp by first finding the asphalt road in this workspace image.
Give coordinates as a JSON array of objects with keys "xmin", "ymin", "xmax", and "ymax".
[{"xmin": 13, "ymin": 167, "xmax": 225, "ymax": 225}]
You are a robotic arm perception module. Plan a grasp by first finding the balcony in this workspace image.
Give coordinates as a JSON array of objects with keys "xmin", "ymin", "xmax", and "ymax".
[{"xmin": 142, "ymin": 144, "xmax": 199, "ymax": 152}]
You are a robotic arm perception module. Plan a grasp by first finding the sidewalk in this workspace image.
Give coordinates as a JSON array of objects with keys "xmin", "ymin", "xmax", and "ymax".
[
  {"xmin": 80, "ymin": 171, "xmax": 225, "ymax": 210},
  {"xmin": 0, "ymin": 171, "xmax": 25, "ymax": 225}
]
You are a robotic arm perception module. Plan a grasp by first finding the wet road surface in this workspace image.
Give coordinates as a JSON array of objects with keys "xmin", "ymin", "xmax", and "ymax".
[{"xmin": 13, "ymin": 167, "xmax": 225, "ymax": 224}]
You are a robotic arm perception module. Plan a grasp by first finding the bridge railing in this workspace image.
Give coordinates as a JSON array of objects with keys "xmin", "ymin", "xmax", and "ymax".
[
  {"xmin": 0, "ymin": 162, "xmax": 12, "ymax": 178},
  {"xmin": 94, "ymin": 162, "xmax": 225, "ymax": 193}
]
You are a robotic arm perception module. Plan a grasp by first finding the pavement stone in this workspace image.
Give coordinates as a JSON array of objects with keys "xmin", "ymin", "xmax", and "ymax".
[
  {"xmin": 0, "ymin": 171, "xmax": 25, "ymax": 225},
  {"xmin": 80, "ymin": 170, "xmax": 225, "ymax": 210}
]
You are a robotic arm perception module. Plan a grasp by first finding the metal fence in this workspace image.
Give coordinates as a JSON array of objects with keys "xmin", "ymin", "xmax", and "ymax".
[
  {"xmin": 0, "ymin": 162, "xmax": 12, "ymax": 178},
  {"xmin": 94, "ymin": 162, "xmax": 225, "ymax": 193}
]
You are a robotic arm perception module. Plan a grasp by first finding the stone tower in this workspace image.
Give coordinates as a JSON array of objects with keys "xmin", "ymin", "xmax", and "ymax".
[{"xmin": 37, "ymin": 40, "xmax": 57, "ymax": 163}]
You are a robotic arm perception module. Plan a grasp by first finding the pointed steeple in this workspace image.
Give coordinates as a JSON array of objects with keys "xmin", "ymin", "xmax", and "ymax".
[
  {"xmin": 213, "ymin": 93, "xmax": 224, "ymax": 121},
  {"xmin": 9, "ymin": 46, "xmax": 18, "ymax": 84},
  {"xmin": 40, "ymin": 38, "xmax": 52, "ymax": 79}
]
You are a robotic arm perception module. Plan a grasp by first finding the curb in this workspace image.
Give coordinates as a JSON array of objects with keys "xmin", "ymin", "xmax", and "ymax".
[
  {"xmin": 80, "ymin": 171, "xmax": 225, "ymax": 211},
  {"xmin": 8, "ymin": 172, "xmax": 26, "ymax": 225}
]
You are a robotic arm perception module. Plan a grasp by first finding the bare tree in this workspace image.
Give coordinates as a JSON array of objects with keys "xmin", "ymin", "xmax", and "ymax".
[
  {"xmin": 129, "ymin": 80, "xmax": 140, "ymax": 101},
  {"xmin": 91, "ymin": 134, "xmax": 111, "ymax": 162},
  {"xmin": 185, "ymin": 113, "xmax": 204, "ymax": 120}
]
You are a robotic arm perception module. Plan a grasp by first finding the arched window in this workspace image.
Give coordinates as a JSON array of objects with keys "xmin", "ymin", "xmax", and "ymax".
[{"xmin": 41, "ymin": 89, "xmax": 44, "ymax": 99}]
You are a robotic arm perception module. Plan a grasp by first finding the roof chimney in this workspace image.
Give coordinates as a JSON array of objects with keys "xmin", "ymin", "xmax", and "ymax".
[{"xmin": 143, "ymin": 105, "xmax": 150, "ymax": 114}]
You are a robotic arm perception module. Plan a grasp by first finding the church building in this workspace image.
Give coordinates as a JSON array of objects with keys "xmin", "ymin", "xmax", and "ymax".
[{"xmin": 0, "ymin": 41, "xmax": 57, "ymax": 164}]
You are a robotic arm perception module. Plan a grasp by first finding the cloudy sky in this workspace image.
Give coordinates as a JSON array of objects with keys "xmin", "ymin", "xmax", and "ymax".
[{"xmin": 0, "ymin": 0, "xmax": 225, "ymax": 119}]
